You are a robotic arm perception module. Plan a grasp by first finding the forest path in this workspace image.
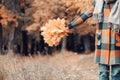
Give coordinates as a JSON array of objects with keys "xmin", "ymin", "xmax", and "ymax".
[{"xmin": 0, "ymin": 51, "xmax": 98, "ymax": 80}]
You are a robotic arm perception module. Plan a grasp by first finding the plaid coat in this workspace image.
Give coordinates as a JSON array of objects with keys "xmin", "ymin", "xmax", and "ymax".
[{"xmin": 68, "ymin": 0, "xmax": 120, "ymax": 65}]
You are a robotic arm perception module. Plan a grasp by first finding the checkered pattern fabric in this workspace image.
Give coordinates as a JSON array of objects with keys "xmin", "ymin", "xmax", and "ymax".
[{"xmin": 68, "ymin": 1, "xmax": 120, "ymax": 65}]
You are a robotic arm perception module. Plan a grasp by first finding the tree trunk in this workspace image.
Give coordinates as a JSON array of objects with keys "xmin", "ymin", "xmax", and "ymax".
[
  {"xmin": 22, "ymin": 30, "xmax": 28, "ymax": 56},
  {"xmin": 61, "ymin": 37, "xmax": 67, "ymax": 52},
  {"xmin": 30, "ymin": 36, "xmax": 36, "ymax": 55},
  {"xmin": 8, "ymin": 27, "xmax": 15, "ymax": 52},
  {"xmin": 0, "ymin": 24, "xmax": 2, "ymax": 53},
  {"xmin": 83, "ymin": 35, "xmax": 91, "ymax": 53}
]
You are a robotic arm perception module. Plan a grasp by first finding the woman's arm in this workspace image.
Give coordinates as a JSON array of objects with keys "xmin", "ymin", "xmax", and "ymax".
[{"xmin": 68, "ymin": 1, "xmax": 96, "ymax": 29}]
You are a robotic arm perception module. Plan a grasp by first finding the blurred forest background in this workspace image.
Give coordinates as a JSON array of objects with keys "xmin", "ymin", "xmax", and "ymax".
[
  {"xmin": 0, "ymin": 0, "xmax": 98, "ymax": 80},
  {"xmin": 0, "ymin": 0, "xmax": 95, "ymax": 55}
]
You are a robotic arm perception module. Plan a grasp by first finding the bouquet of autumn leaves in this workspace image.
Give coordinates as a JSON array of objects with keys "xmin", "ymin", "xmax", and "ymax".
[{"xmin": 41, "ymin": 18, "xmax": 69, "ymax": 46}]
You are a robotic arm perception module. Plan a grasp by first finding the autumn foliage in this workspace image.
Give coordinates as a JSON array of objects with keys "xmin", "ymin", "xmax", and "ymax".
[
  {"xmin": 41, "ymin": 18, "xmax": 69, "ymax": 46},
  {"xmin": 0, "ymin": 4, "xmax": 18, "ymax": 28},
  {"xmin": 24, "ymin": 0, "xmax": 95, "ymax": 46}
]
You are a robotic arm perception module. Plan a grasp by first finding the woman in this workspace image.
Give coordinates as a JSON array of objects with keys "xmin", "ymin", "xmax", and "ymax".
[{"xmin": 67, "ymin": 0, "xmax": 120, "ymax": 80}]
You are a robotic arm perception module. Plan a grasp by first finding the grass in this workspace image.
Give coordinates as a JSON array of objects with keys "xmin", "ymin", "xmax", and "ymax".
[{"xmin": 0, "ymin": 50, "xmax": 98, "ymax": 80}]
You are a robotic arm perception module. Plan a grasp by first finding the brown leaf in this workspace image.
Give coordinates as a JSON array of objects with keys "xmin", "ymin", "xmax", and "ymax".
[{"xmin": 41, "ymin": 18, "xmax": 70, "ymax": 46}]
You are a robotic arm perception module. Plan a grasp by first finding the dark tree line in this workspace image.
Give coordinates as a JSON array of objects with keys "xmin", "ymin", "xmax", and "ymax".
[
  {"xmin": 0, "ymin": 0, "xmax": 95, "ymax": 56},
  {"xmin": 0, "ymin": 25, "xmax": 95, "ymax": 55}
]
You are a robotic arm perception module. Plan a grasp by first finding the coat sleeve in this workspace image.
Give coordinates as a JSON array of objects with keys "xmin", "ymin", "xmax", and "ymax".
[{"xmin": 68, "ymin": 1, "xmax": 96, "ymax": 29}]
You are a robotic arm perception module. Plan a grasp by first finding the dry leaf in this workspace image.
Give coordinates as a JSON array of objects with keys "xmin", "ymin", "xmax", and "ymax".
[{"xmin": 41, "ymin": 18, "xmax": 69, "ymax": 46}]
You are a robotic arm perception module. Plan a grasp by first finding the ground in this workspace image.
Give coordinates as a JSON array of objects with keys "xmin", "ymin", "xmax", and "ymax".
[{"xmin": 0, "ymin": 51, "xmax": 98, "ymax": 80}]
